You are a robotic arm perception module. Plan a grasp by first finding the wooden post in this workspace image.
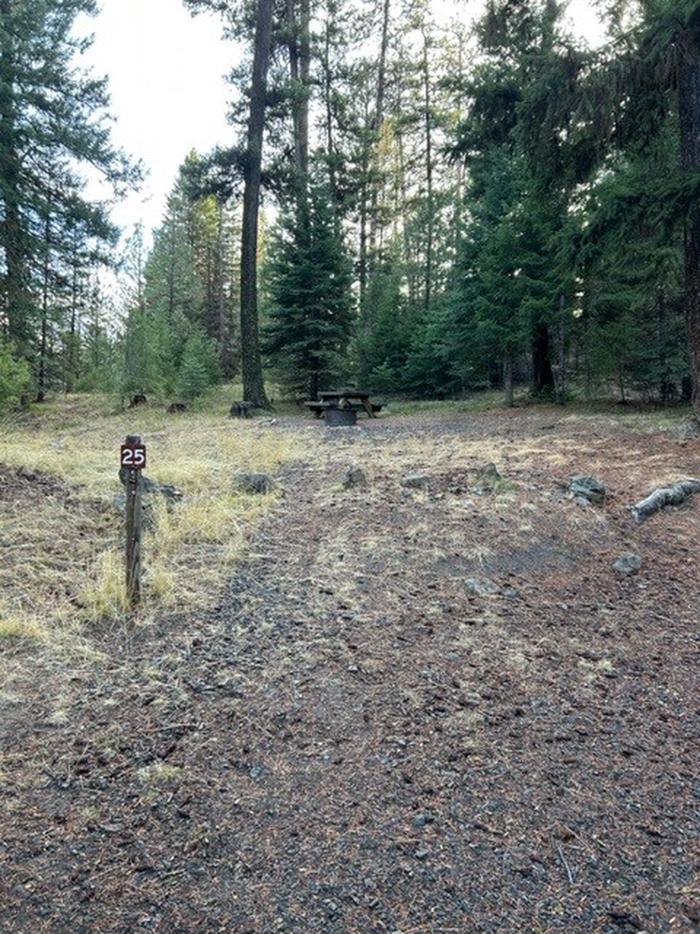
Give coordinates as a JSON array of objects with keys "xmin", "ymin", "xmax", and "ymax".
[{"xmin": 122, "ymin": 434, "xmax": 144, "ymax": 608}]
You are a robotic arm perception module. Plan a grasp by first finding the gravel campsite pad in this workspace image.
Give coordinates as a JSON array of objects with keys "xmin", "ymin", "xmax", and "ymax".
[{"xmin": 1, "ymin": 407, "xmax": 699, "ymax": 932}]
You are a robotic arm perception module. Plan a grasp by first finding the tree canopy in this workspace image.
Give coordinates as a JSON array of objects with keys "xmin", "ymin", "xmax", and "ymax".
[{"xmin": 2, "ymin": 0, "xmax": 699, "ymax": 418}]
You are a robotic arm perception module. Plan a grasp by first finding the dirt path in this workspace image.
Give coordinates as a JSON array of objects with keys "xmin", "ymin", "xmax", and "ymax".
[{"xmin": 2, "ymin": 410, "xmax": 698, "ymax": 932}]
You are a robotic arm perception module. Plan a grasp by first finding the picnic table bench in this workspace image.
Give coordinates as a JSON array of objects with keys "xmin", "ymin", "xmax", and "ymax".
[{"xmin": 306, "ymin": 389, "xmax": 382, "ymax": 419}]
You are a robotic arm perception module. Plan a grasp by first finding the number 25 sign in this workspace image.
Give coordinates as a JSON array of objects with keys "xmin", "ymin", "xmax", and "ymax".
[{"xmin": 121, "ymin": 438, "xmax": 147, "ymax": 470}]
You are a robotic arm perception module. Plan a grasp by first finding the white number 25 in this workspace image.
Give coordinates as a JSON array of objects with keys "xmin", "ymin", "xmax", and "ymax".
[{"xmin": 123, "ymin": 448, "xmax": 145, "ymax": 468}]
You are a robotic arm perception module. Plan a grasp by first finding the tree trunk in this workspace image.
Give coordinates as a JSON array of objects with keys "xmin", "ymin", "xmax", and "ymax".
[
  {"xmin": 66, "ymin": 230, "xmax": 79, "ymax": 393},
  {"xmin": 656, "ymin": 288, "xmax": 670, "ymax": 404},
  {"xmin": 322, "ymin": 11, "xmax": 338, "ymax": 212},
  {"xmin": 554, "ymin": 293, "xmax": 566, "ymax": 405},
  {"xmin": 503, "ymin": 354, "xmax": 514, "ymax": 407},
  {"xmin": 421, "ymin": 24, "xmax": 434, "ymax": 315},
  {"xmin": 679, "ymin": 36, "xmax": 700, "ymax": 418},
  {"xmin": 37, "ymin": 214, "xmax": 51, "ymax": 403},
  {"xmin": 367, "ymin": 0, "xmax": 390, "ymax": 270},
  {"xmin": 286, "ymin": 0, "xmax": 310, "ymax": 190},
  {"xmin": 215, "ymin": 202, "xmax": 232, "ymax": 376},
  {"xmin": 0, "ymin": 0, "xmax": 28, "ymax": 353},
  {"xmin": 358, "ymin": 121, "xmax": 369, "ymax": 312},
  {"xmin": 240, "ymin": 0, "xmax": 272, "ymax": 407},
  {"xmin": 532, "ymin": 320, "xmax": 555, "ymax": 395}
]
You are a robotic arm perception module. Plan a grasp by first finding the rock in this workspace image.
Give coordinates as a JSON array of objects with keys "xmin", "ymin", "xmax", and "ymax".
[
  {"xmin": 676, "ymin": 418, "xmax": 700, "ymax": 439},
  {"xmin": 613, "ymin": 552, "xmax": 642, "ymax": 576},
  {"xmin": 234, "ymin": 472, "xmax": 274, "ymax": 494},
  {"xmin": 475, "ymin": 462, "xmax": 501, "ymax": 486},
  {"xmin": 402, "ymin": 473, "xmax": 430, "ymax": 490},
  {"xmin": 342, "ymin": 466, "xmax": 367, "ymax": 489},
  {"xmin": 141, "ymin": 476, "xmax": 183, "ymax": 501},
  {"xmin": 465, "ymin": 577, "xmax": 501, "ymax": 597},
  {"xmin": 569, "ymin": 475, "xmax": 606, "ymax": 505},
  {"xmin": 118, "ymin": 469, "xmax": 183, "ymax": 502}
]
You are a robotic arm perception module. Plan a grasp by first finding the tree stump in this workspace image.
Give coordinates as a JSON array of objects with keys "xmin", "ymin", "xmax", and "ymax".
[{"xmin": 230, "ymin": 401, "xmax": 254, "ymax": 418}]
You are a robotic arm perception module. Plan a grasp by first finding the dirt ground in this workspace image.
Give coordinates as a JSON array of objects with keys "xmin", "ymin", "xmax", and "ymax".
[{"xmin": 1, "ymin": 407, "xmax": 699, "ymax": 932}]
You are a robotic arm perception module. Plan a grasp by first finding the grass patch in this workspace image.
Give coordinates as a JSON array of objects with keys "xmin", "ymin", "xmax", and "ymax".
[
  {"xmin": 385, "ymin": 390, "xmax": 510, "ymax": 416},
  {"xmin": 0, "ymin": 616, "xmax": 46, "ymax": 641},
  {"xmin": 137, "ymin": 762, "xmax": 183, "ymax": 785},
  {"xmin": 0, "ymin": 391, "xmax": 304, "ymax": 642}
]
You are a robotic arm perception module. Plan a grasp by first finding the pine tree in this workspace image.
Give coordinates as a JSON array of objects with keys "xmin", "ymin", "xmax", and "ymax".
[
  {"xmin": 0, "ymin": 336, "xmax": 29, "ymax": 411},
  {"xmin": 176, "ymin": 327, "xmax": 220, "ymax": 400},
  {"xmin": 118, "ymin": 226, "xmax": 170, "ymax": 402},
  {"xmin": 0, "ymin": 0, "xmax": 136, "ymax": 371},
  {"xmin": 264, "ymin": 176, "xmax": 353, "ymax": 398}
]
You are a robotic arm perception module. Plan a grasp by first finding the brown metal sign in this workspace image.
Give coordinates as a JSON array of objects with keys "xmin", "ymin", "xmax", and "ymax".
[{"xmin": 121, "ymin": 440, "xmax": 147, "ymax": 470}]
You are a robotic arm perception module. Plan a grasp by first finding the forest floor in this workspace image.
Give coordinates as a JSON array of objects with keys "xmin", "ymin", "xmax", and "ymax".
[{"xmin": 1, "ymin": 401, "xmax": 699, "ymax": 932}]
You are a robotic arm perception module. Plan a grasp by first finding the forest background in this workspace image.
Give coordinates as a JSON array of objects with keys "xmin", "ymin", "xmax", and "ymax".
[{"xmin": 1, "ymin": 0, "xmax": 699, "ymax": 418}]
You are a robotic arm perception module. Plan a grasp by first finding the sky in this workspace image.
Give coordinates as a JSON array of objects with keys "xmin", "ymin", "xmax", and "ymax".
[
  {"xmin": 81, "ymin": 0, "xmax": 236, "ymax": 235},
  {"xmin": 81, "ymin": 0, "xmax": 607, "ymax": 241}
]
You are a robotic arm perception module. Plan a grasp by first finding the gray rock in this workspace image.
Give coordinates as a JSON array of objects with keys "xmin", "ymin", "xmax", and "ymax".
[
  {"xmin": 118, "ymin": 468, "xmax": 183, "ymax": 501},
  {"xmin": 465, "ymin": 577, "xmax": 501, "ymax": 597},
  {"xmin": 342, "ymin": 466, "xmax": 367, "ymax": 489},
  {"xmin": 613, "ymin": 552, "xmax": 642, "ymax": 576},
  {"xmin": 141, "ymin": 476, "xmax": 183, "ymax": 501},
  {"xmin": 475, "ymin": 462, "xmax": 501, "ymax": 487},
  {"xmin": 676, "ymin": 418, "xmax": 700, "ymax": 439},
  {"xmin": 233, "ymin": 472, "xmax": 274, "ymax": 494},
  {"xmin": 402, "ymin": 473, "xmax": 430, "ymax": 490},
  {"xmin": 569, "ymin": 475, "xmax": 606, "ymax": 505}
]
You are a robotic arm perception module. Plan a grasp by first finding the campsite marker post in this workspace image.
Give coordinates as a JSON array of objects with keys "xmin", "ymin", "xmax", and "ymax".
[{"xmin": 121, "ymin": 435, "xmax": 147, "ymax": 608}]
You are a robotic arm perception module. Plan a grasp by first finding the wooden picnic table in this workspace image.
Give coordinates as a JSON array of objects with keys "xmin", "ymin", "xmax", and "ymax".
[{"xmin": 318, "ymin": 389, "xmax": 376, "ymax": 418}]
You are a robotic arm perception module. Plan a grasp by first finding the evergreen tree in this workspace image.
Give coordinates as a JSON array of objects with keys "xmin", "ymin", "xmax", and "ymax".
[
  {"xmin": 0, "ymin": 336, "xmax": 29, "ymax": 411},
  {"xmin": 264, "ymin": 176, "xmax": 353, "ymax": 398},
  {"xmin": 0, "ymin": 0, "xmax": 136, "ymax": 372},
  {"xmin": 118, "ymin": 226, "xmax": 170, "ymax": 402},
  {"xmin": 176, "ymin": 327, "xmax": 220, "ymax": 400}
]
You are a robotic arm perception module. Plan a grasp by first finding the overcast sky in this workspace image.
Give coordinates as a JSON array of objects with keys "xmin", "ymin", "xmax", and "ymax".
[{"xmin": 82, "ymin": 0, "xmax": 606, "ymax": 240}]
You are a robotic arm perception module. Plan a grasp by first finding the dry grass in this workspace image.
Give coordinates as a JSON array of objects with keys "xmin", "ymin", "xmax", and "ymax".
[{"xmin": 0, "ymin": 392, "xmax": 304, "ymax": 642}]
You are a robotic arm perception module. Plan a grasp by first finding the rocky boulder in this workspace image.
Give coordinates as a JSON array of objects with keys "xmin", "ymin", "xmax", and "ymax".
[
  {"xmin": 401, "ymin": 474, "xmax": 430, "ymax": 490},
  {"xmin": 234, "ymin": 472, "xmax": 275, "ymax": 494},
  {"xmin": 342, "ymin": 466, "xmax": 367, "ymax": 489},
  {"xmin": 569, "ymin": 475, "xmax": 606, "ymax": 505},
  {"xmin": 613, "ymin": 553, "xmax": 642, "ymax": 576}
]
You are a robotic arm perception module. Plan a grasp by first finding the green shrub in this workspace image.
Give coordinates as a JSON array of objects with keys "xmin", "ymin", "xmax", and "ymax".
[
  {"xmin": 176, "ymin": 328, "xmax": 220, "ymax": 400},
  {"xmin": 0, "ymin": 341, "xmax": 30, "ymax": 412}
]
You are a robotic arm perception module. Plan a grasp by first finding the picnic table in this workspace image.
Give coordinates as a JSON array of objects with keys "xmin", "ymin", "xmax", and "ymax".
[
  {"xmin": 320, "ymin": 389, "xmax": 377, "ymax": 418},
  {"xmin": 307, "ymin": 389, "xmax": 381, "ymax": 419}
]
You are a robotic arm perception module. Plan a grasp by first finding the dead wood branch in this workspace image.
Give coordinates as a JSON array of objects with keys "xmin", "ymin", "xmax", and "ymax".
[{"xmin": 631, "ymin": 479, "xmax": 700, "ymax": 522}]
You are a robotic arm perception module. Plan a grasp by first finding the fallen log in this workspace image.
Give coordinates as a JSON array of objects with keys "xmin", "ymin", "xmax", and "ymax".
[{"xmin": 631, "ymin": 478, "xmax": 700, "ymax": 522}]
